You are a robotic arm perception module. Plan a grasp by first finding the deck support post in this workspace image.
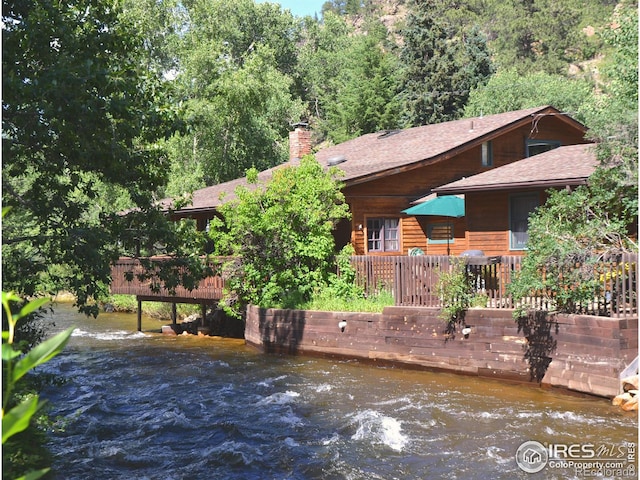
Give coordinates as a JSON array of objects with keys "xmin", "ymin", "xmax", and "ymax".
[
  {"xmin": 171, "ymin": 303, "xmax": 177, "ymax": 325},
  {"xmin": 137, "ymin": 299, "xmax": 142, "ymax": 332},
  {"xmin": 201, "ymin": 304, "xmax": 207, "ymax": 328}
]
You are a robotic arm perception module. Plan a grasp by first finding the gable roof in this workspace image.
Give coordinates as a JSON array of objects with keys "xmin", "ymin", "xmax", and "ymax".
[
  {"xmin": 432, "ymin": 143, "xmax": 598, "ymax": 194},
  {"xmin": 168, "ymin": 105, "xmax": 587, "ymax": 215},
  {"xmin": 314, "ymin": 105, "xmax": 585, "ymax": 186}
]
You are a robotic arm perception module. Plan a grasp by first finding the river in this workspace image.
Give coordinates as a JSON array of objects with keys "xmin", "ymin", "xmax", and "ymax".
[{"xmin": 39, "ymin": 303, "xmax": 637, "ymax": 479}]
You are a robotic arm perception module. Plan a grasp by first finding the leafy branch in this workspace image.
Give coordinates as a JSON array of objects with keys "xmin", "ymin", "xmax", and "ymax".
[{"xmin": 2, "ymin": 292, "xmax": 74, "ymax": 480}]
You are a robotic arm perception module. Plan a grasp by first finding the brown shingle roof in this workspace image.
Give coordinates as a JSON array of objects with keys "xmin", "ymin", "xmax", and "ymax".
[
  {"xmin": 169, "ymin": 105, "xmax": 586, "ymax": 214},
  {"xmin": 432, "ymin": 143, "xmax": 598, "ymax": 194}
]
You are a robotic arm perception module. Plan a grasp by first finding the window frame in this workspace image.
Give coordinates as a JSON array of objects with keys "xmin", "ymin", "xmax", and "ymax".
[
  {"xmin": 427, "ymin": 222, "xmax": 454, "ymax": 245},
  {"xmin": 526, "ymin": 139, "xmax": 561, "ymax": 157},
  {"xmin": 481, "ymin": 140, "xmax": 493, "ymax": 167},
  {"xmin": 366, "ymin": 217, "xmax": 400, "ymax": 253},
  {"xmin": 509, "ymin": 192, "xmax": 540, "ymax": 250}
]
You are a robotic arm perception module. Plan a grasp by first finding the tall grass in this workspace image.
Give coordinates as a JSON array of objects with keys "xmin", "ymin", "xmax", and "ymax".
[{"xmin": 302, "ymin": 290, "xmax": 395, "ymax": 313}]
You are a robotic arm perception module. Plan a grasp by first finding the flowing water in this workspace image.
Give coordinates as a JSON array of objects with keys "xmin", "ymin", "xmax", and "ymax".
[{"xmin": 39, "ymin": 303, "xmax": 637, "ymax": 479}]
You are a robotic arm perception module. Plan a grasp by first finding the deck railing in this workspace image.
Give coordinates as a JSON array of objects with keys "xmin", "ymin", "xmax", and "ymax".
[
  {"xmin": 350, "ymin": 253, "xmax": 638, "ymax": 318},
  {"xmin": 110, "ymin": 256, "xmax": 228, "ymax": 301},
  {"xmin": 110, "ymin": 253, "xmax": 637, "ymax": 318}
]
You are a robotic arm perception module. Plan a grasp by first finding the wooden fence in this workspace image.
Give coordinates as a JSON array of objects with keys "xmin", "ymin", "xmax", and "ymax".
[
  {"xmin": 110, "ymin": 253, "xmax": 637, "ymax": 318},
  {"xmin": 350, "ymin": 253, "xmax": 638, "ymax": 318}
]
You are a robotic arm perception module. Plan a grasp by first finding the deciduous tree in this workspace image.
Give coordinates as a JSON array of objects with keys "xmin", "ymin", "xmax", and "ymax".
[
  {"xmin": 2, "ymin": 0, "xmax": 206, "ymax": 315},
  {"xmin": 209, "ymin": 157, "xmax": 350, "ymax": 316}
]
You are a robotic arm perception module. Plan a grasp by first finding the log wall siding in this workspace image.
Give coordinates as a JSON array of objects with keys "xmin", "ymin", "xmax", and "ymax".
[
  {"xmin": 344, "ymin": 118, "xmax": 589, "ymax": 256},
  {"xmin": 245, "ymin": 305, "xmax": 637, "ymax": 398},
  {"xmin": 465, "ymin": 190, "xmax": 552, "ymax": 256}
]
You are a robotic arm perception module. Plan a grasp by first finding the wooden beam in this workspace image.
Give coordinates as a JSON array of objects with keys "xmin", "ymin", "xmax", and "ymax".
[
  {"xmin": 135, "ymin": 295, "xmax": 219, "ymax": 305},
  {"xmin": 137, "ymin": 299, "xmax": 142, "ymax": 332}
]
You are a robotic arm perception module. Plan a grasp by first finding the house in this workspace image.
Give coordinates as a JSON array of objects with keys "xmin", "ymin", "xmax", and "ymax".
[
  {"xmin": 432, "ymin": 143, "xmax": 598, "ymax": 256},
  {"xmin": 167, "ymin": 105, "xmax": 590, "ymax": 256}
]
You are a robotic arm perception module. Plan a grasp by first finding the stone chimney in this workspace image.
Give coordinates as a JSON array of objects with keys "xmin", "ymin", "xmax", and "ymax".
[{"xmin": 289, "ymin": 122, "xmax": 312, "ymax": 161}]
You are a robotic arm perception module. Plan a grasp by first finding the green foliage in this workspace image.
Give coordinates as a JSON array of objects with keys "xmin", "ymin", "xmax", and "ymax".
[
  {"xmin": 436, "ymin": 259, "xmax": 479, "ymax": 327},
  {"xmin": 322, "ymin": 0, "xmax": 368, "ymax": 16},
  {"xmin": 2, "ymin": 0, "xmax": 207, "ymax": 315},
  {"xmin": 475, "ymin": 0, "xmax": 614, "ymax": 74},
  {"xmin": 298, "ymin": 244, "xmax": 395, "ymax": 313},
  {"xmin": 398, "ymin": 0, "xmax": 494, "ymax": 126},
  {"xmin": 508, "ymin": 3, "xmax": 638, "ymax": 319},
  {"xmin": 464, "ymin": 69, "xmax": 594, "ymax": 120},
  {"xmin": 508, "ymin": 189, "xmax": 606, "ymax": 316},
  {"xmin": 163, "ymin": 0, "xmax": 304, "ymax": 188},
  {"xmin": 303, "ymin": 289, "xmax": 394, "ymax": 313},
  {"xmin": 322, "ymin": 21, "xmax": 401, "ymax": 143},
  {"xmin": 209, "ymin": 156, "xmax": 350, "ymax": 316},
  {"xmin": 2, "ymin": 292, "xmax": 73, "ymax": 480},
  {"xmin": 295, "ymin": 11, "xmax": 357, "ymax": 141},
  {"xmin": 325, "ymin": 245, "xmax": 364, "ymax": 300}
]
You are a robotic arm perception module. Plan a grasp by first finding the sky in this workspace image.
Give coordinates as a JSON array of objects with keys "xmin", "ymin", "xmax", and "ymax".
[{"xmin": 255, "ymin": 0, "xmax": 326, "ymax": 18}]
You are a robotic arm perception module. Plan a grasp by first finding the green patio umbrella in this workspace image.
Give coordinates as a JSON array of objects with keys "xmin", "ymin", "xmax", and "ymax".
[
  {"xmin": 402, "ymin": 195, "xmax": 465, "ymax": 218},
  {"xmin": 402, "ymin": 195, "xmax": 465, "ymax": 255}
]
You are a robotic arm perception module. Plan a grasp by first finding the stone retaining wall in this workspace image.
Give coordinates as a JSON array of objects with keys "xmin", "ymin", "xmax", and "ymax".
[{"xmin": 244, "ymin": 305, "xmax": 638, "ymax": 398}]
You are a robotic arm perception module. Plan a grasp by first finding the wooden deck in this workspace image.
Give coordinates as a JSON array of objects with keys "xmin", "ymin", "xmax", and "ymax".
[
  {"xmin": 110, "ymin": 257, "xmax": 226, "ymax": 302},
  {"xmin": 110, "ymin": 257, "xmax": 228, "ymax": 330}
]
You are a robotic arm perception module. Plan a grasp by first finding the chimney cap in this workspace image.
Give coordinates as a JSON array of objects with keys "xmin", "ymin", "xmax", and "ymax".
[{"xmin": 291, "ymin": 121, "xmax": 309, "ymax": 129}]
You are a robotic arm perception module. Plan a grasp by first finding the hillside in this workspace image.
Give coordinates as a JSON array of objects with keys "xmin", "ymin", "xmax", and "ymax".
[{"xmin": 329, "ymin": 0, "xmax": 617, "ymax": 78}]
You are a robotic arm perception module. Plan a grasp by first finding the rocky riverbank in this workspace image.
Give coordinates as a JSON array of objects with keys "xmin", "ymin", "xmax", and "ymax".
[
  {"xmin": 613, "ymin": 375, "xmax": 639, "ymax": 411},
  {"xmin": 161, "ymin": 308, "xmax": 245, "ymax": 338}
]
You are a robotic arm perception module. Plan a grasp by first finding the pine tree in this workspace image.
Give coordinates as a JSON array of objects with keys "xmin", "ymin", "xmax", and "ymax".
[{"xmin": 398, "ymin": 0, "xmax": 470, "ymax": 126}]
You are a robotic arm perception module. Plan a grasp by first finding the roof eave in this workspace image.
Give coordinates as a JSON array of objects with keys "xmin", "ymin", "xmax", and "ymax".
[{"xmin": 434, "ymin": 177, "xmax": 590, "ymax": 195}]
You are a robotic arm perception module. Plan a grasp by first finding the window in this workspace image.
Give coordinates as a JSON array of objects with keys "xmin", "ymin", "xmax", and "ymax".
[
  {"xmin": 428, "ymin": 223, "xmax": 454, "ymax": 244},
  {"xmin": 481, "ymin": 141, "xmax": 493, "ymax": 166},
  {"xmin": 526, "ymin": 139, "xmax": 560, "ymax": 157},
  {"xmin": 510, "ymin": 193, "xmax": 539, "ymax": 250},
  {"xmin": 367, "ymin": 218, "xmax": 399, "ymax": 252}
]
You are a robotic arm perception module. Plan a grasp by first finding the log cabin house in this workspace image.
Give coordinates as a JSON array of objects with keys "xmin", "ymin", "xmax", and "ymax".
[{"xmin": 167, "ymin": 105, "xmax": 591, "ymax": 257}]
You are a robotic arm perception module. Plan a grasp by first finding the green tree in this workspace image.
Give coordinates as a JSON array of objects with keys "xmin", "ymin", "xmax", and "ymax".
[
  {"xmin": 481, "ymin": 0, "xmax": 613, "ymax": 74},
  {"xmin": 295, "ymin": 11, "xmax": 354, "ymax": 141},
  {"xmin": 508, "ymin": 2, "xmax": 638, "ymax": 317},
  {"xmin": 583, "ymin": 0, "xmax": 638, "ymax": 232},
  {"xmin": 120, "ymin": 0, "xmax": 186, "ymax": 74},
  {"xmin": 464, "ymin": 69, "xmax": 594, "ymax": 121},
  {"xmin": 2, "ymin": 0, "xmax": 206, "ymax": 315},
  {"xmin": 209, "ymin": 156, "xmax": 350, "ymax": 316},
  {"xmin": 164, "ymin": 0, "xmax": 304, "ymax": 189},
  {"xmin": 398, "ymin": 0, "xmax": 462, "ymax": 126},
  {"xmin": 398, "ymin": 0, "xmax": 493, "ymax": 126},
  {"xmin": 322, "ymin": 19, "xmax": 401, "ymax": 142}
]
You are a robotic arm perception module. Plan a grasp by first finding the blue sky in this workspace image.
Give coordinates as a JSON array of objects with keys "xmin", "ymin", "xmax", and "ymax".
[{"xmin": 255, "ymin": 0, "xmax": 325, "ymax": 18}]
